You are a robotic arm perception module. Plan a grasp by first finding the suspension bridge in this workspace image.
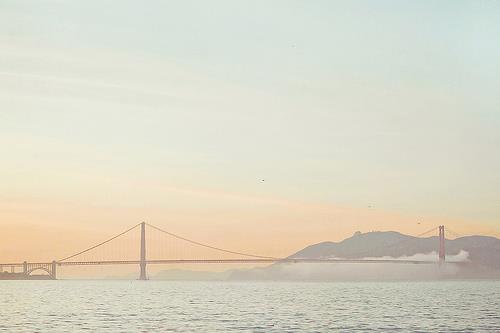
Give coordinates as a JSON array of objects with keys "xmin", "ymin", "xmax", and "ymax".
[{"xmin": 1, "ymin": 223, "xmax": 450, "ymax": 280}]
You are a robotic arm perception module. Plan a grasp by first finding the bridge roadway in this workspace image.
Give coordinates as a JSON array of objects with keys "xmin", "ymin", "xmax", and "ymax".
[
  {"xmin": 1, "ymin": 224, "xmax": 455, "ymax": 279},
  {"xmin": 3, "ymin": 258, "xmax": 440, "ymax": 267}
]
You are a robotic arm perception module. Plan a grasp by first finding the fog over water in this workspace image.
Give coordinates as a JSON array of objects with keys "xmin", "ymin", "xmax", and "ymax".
[
  {"xmin": 228, "ymin": 251, "xmax": 478, "ymax": 281},
  {"xmin": 361, "ymin": 250, "xmax": 470, "ymax": 262}
]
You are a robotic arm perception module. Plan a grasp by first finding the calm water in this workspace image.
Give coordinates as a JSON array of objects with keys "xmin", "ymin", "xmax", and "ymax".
[{"xmin": 1, "ymin": 280, "xmax": 499, "ymax": 332}]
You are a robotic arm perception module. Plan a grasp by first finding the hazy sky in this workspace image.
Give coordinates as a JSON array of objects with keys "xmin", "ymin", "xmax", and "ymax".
[{"xmin": 1, "ymin": 1, "xmax": 499, "ymax": 263}]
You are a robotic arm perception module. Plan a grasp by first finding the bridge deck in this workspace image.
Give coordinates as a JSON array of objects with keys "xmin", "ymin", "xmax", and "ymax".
[{"xmin": 2, "ymin": 258, "xmax": 445, "ymax": 267}]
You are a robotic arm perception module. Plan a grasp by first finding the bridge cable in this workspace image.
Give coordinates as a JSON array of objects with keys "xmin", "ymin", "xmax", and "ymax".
[
  {"xmin": 146, "ymin": 223, "xmax": 280, "ymax": 260},
  {"xmin": 58, "ymin": 223, "xmax": 141, "ymax": 262},
  {"xmin": 377, "ymin": 226, "xmax": 440, "ymax": 251},
  {"xmin": 445, "ymin": 227, "xmax": 463, "ymax": 239}
]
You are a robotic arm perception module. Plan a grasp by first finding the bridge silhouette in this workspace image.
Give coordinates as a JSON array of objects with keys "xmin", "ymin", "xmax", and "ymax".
[{"xmin": 1, "ymin": 223, "xmax": 448, "ymax": 280}]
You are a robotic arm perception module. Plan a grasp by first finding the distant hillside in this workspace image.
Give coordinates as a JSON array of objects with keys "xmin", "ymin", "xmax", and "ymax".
[
  {"xmin": 289, "ymin": 231, "xmax": 500, "ymax": 270},
  {"xmin": 151, "ymin": 231, "xmax": 500, "ymax": 281},
  {"xmin": 228, "ymin": 231, "xmax": 500, "ymax": 280}
]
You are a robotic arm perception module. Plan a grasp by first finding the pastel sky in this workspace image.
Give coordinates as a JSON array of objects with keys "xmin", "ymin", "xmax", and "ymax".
[{"xmin": 1, "ymin": 1, "xmax": 499, "ymax": 264}]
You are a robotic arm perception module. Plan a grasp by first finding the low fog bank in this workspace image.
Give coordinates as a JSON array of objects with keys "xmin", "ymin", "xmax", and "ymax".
[
  {"xmin": 148, "ymin": 251, "xmax": 498, "ymax": 281},
  {"xmin": 149, "ymin": 261, "xmax": 499, "ymax": 281},
  {"xmin": 151, "ymin": 269, "xmax": 233, "ymax": 281},
  {"xmin": 229, "ymin": 262, "xmax": 499, "ymax": 282},
  {"xmin": 228, "ymin": 250, "xmax": 499, "ymax": 281},
  {"xmin": 360, "ymin": 250, "xmax": 470, "ymax": 262}
]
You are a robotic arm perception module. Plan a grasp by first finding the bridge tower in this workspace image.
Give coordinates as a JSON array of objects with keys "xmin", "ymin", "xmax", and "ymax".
[
  {"xmin": 438, "ymin": 225, "xmax": 446, "ymax": 262},
  {"xmin": 139, "ymin": 222, "xmax": 147, "ymax": 280}
]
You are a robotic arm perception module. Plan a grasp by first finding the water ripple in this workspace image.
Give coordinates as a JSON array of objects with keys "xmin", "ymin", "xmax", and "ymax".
[{"xmin": 0, "ymin": 280, "xmax": 499, "ymax": 332}]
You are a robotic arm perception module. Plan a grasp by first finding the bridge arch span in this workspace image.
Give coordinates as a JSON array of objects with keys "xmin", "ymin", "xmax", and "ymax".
[
  {"xmin": 27, "ymin": 267, "xmax": 52, "ymax": 277},
  {"xmin": 24, "ymin": 262, "xmax": 57, "ymax": 279}
]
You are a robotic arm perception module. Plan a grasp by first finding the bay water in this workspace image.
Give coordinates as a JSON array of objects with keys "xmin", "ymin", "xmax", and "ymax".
[{"xmin": 1, "ymin": 280, "xmax": 499, "ymax": 332}]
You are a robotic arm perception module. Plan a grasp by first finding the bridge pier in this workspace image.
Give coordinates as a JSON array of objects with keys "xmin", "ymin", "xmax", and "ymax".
[
  {"xmin": 52, "ymin": 261, "xmax": 57, "ymax": 279},
  {"xmin": 139, "ymin": 222, "xmax": 147, "ymax": 280}
]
